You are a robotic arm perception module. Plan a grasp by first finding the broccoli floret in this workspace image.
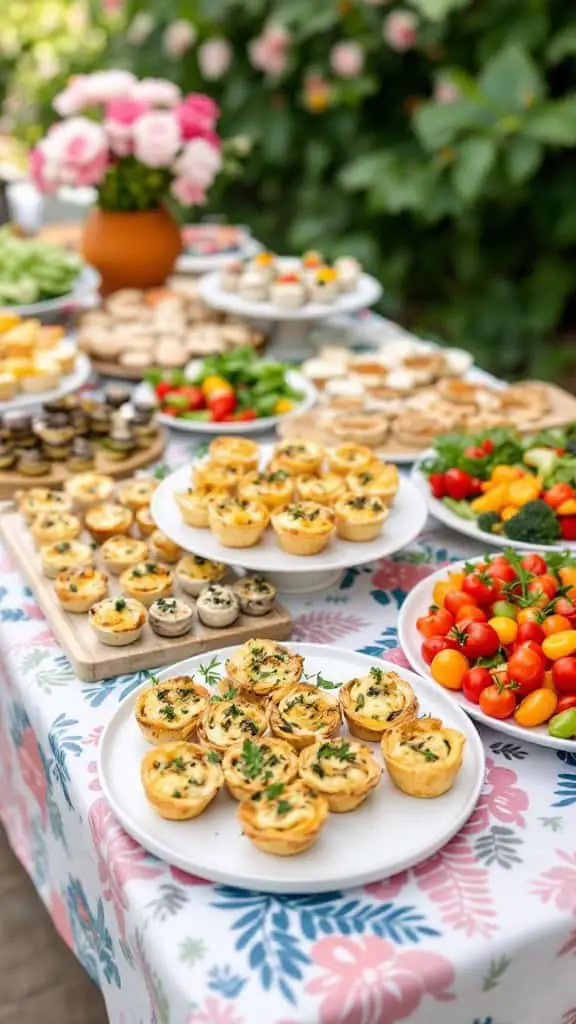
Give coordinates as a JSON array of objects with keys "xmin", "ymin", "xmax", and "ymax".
[
  {"xmin": 477, "ymin": 511, "xmax": 502, "ymax": 534},
  {"xmin": 503, "ymin": 500, "xmax": 561, "ymax": 545}
]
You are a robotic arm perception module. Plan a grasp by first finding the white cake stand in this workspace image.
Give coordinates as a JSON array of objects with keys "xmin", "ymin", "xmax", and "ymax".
[{"xmin": 197, "ymin": 265, "xmax": 383, "ymax": 360}]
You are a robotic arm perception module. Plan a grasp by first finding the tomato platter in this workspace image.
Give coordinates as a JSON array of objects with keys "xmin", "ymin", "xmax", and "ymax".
[{"xmin": 398, "ymin": 548, "xmax": 576, "ymax": 750}]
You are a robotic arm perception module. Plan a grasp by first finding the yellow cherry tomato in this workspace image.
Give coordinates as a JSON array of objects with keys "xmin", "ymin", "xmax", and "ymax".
[
  {"xmin": 514, "ymin": 689, "xmax": 558, "ymax": 728},
  {"xmin": 432, "ymin": 580, "xmax": 453, "ymax": 607},
  {"xmin": 488, "ymin": 616, "xmax": 518, "ymax": 645},
  {"xmin": 447, "ymin": 571, "xmax": 465, "ymax": 590},
  {"xmin": 541, "ymin": 630, "xmax": 576, "ymax": 661},
  {"xmin": 559, "ymin": 567, "xmax": 576, "ymax": 588},
  {"xmin": 430, "ymin": 649, "xmax": 469, "ymax": 691},
  {"xmin": 274, "ymin": 398, "xmax": 295, "ymax": 415},
  {"xmin": 202, "ymin": 374, "xmax": 233, "ymax": 397},
  {"xmin": 517, "ymin": 607, "xmax": 543, "ymax": 626},
  {"xmin": 542, "ymin": 614, "xmax": 572, "ymax": 636}
]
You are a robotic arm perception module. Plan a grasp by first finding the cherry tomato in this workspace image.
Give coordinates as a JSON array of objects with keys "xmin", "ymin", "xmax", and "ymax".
[
  {"xmin": 461, "ymin": 666, "xmax": 493, "ymax": 704},
  {"xmin": 520, "ymin": 554, "xmax": 548, "ymax": 576},
  {"xmin": 543, "ymin": 669, "xmax": 555, "ymax": 691},
  {"xmin": 481, "ymin": 438, "xmax": 495, "ymax": 454},
  {"xmin": 514, "ymin": 689, "xmax": 558, "ymax": 728},
  {"xmin": 516, "ymin": 620, "xmax": 545, "ymax": 645},
  {"xmin": 507, "ymin": 646, "xmax": 545, "ymax": 695},
  {"xmin": 527, "ymin": 575, "xmax": 558, "ymax": 602},
  {"xmin": 462, "ymin": 572, "xmax": 500, "ymax": 607},
  {"xmin": 557, "ymin": 694, "xmax": 576, "ymax": 713},
  {"xmin": 464, "ymin": 445, "xmax": 487, "ymax": 459},
  {"xmin": 559, "ymin": 567, "xmax": 576, "ymax": 588},
  {"xmin": 421, "ymin": 636, "xmax": 458, "ymax": 665},
  {"xmin": 491, "ymin": 599, "xmax": 518, "ymax": 620},
  {"xmin": 560, "ymin": 516, "xmax": 576, "ymax": 541},
  {"xmin": 517, "ymin": 607, "xmax": 544, "ymax": 627},
  {"xmin": 488, "ymin": 616, "xmax": 518, "ymax": 645},
  {"xmin": 443, "ymin": 468, "xmax": 479, "ymax": 501},
  {"xmin": 517, "ymin": 639, "xmax": 547, "ymax": 664},
  {"xmin": 430, "ymin": 649, "xmax": 470, "ymax": 690},
  {"xmin": 541, "ymin": 630, "xmax": 576, "ymax": 661},
  {"xmin": 444, "ymin": 590, "xmax": 475, "ymax": 617},
  {"xmin": 479, "ymin": 684, "xmax": 517, "ymax": 719},
  {"xmin": 452, "ymin": 621, "xmax": 500, "ymax": 659},
  {"xmin": 455, "ymin": 604, "xmax": 487, "ymax": 624},
  {"xmin": 416, "ymin": 607, "xmax": 454, "ymax": 639},
  {"xmin": 552, "ymin": 656, "xmax": 576, "ymax": 694},
  {"xmin": 544, "ymin": 483, "xmax": 575, "ymax": 509},
  {"xmin": 486, "ymin": 560, "xmax": 517, "ymax": 586},
  {"xmin": 429, "ymin": 473, "xmax": 447, "ymax": 499},
  {"xmin": 542, "ymin": 614, "xmax": 572, "ymax": 636},
  {"xmin": 432, "ymin": 580, "xmax": 453, "ymax": 608},
  {"xmin": 553, "ymin": 597, "xmax": 576, "ymax": 621}
]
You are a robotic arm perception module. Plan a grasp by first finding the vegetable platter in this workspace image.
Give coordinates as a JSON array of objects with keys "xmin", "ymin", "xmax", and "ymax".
[
  {"xmin": 0, "ymin": 227, "xmax": 97, "ymax": 316},
  {"xmin": 399, "ymin": 548, "xmax": 576, "ymax": 750}
]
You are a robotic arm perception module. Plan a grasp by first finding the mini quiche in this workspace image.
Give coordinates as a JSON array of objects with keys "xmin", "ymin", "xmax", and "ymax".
[
  {"xmin": 340, "ymin": 667, "xmax": 418, "ymax": 742},
  {"xmin": 272, "ymin": 439, "xmax": 324, "ymax": 477},
  {"xmin": 381, "ymin": 717, "xmax": 466, "ymax": 798},
  {"xmin": 327, "ymin": 444, "xmax": 374, "ymax": 477},
  {"xmin": 232, "ymin": 576, "xmax": 276, "ymax": 617},
  {"xmin": 193, "ymin": 459, "xmax": 243, "ymax": 493},
  {"xmin": 222, "ymin": 737, "xmax": 298, "ymax": 800},
  {"xmin": 149, "ymin": 597, "xmax": 194, "ymax": 637},
  {"xmin": 296, "ymin": 473, "xmax": 345, "ymax": 506},
  {"xmin": 135, "ymin": 506, "xmax": 156, "ymax": 537},
  {"xmin": 89, "ymin": 595, "xmax": 146, "ymax": 646},
  {"xmin": 135, "ymin": 677, "xmax": 211, "ymax": 744},
  {"xmin": 141, "ymin": 741, "xmax": 223, "ymax": 820},
  {"xmin": 30, "ymin": 510, "xmax": 82, "ymax": 548},
  {"xmin": 64, "ymin": 472, "xmax": 115, "ymax": 511},
  {"xmin": 116, "ymin": 477, "xmax": 158, "ymax": 511},
  {"xmin": 150, "ymin": 529, "xmax": 182, "ymax": 564},
  {"xmin": 208, "ymin": 436, "xmax": 259, "ymax": 472},
  {"xmin": 346, "ymin": 463, "xmax": 399, "ymax": 502},
  {"xmin": 119, "ymin": 561, "xmax": 173, "ymax": 607},
  {"xmin": 334, "ymin": 494, "xmax": 389, "ymax": 542},
  {"xmin": 208, "ymin": 496, "xmax": 269, "ymax": 548},
  {"xmin": 41, "ymin": 539, "xmax": 94, "ymax": 579},
  {"xmin": 100, "ymin": 535, "xmax": 149, "ymax": 575},
  {"xmin": 175, "ymin": 487, "xmax": 228, "ymax": 529},
  {"xmin": 225, "ymin": 639, "xmax": 304, "ymax": 702},
  {"xmin": 198, "ymin": 696, "xmax": 267, "ymax": 754},
  {"xmin": 196, "ymin": 584, "xmax": 240, "ymax": 628},
  {"xmin": 271, "ymin": 502, "xmax": 334, "ymax": 556},
  {"xmin": 298, "ymin": 738, "xmax": 382, "ymax": 812},
  {"xmin": 85, "ymin": 503, "xmax": 134, "ymax": 544},
  {"xmin": 18, "ymin": 488, "xmax": 73, "ymax": 522},
  {"xmin": 54, "ymin": 566, "xmax": 108, "ymax": 613},
  {"xmin": 269, "ymin": 683, "xmax": 341, "ymax": 751},
  {"xmin": 175, "ymin": 554, "xmax": 227, "ymax": 596},
  {"xmin": 237, "ymin": 469, "xmax": 294, "ymax": 511},
  {"xmin": 238, "ymin": 780, "xmax": 328, "ymax": 856}
]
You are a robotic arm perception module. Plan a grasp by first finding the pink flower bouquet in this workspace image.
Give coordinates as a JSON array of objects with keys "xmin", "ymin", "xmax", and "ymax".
[{"xmin": 30, "ymin": 70, "xmax": 222, "ymax": 211}]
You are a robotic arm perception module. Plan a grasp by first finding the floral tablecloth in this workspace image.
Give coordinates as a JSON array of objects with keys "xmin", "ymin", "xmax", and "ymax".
[{"xmin": 0, "ymin": 430, "xmax": 575, "ymax": 1024}]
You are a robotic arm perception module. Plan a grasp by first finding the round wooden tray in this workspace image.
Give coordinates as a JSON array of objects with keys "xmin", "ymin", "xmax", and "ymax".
[{"xmin": 0, "ymin": 429, "xmax": 167, "ymax": 499}]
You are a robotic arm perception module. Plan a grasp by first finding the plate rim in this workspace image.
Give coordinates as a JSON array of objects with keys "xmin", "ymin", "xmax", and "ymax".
[
  {"xmin": 0, "ymin": 350, "xmax": 92, "ymax": 411},
  {"xmin": 97, "ymin": 642, "xmax": 485, "ymax": 894}
]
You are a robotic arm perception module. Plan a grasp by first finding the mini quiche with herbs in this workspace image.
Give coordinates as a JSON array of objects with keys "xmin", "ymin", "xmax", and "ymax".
[
  {"xmin": 295, "ymin": 473, "xmax": 346, "ymax": 506},
  {"xmin": 175, "ymin": 554, "xmax": 227, "ymax": 596},
  {"xmin": 135, "ymin": 676, "xmax": 211, "ymax": 744},
  {"xmin": 84, "ymin": 503, "xmax": 134, "ymax": 544},
  {"xmin": 237, "ymin": 469, "xmax": 294, "ymax": 511},
  {"xmin": 327, "ymin": 444, "xmax": 374, "ymax": 477},
  {"xmin": 119, "ymin": 561, "xmax": 173, "ymax": 607},
  {"xmin": 238, "ymin": 780, "xmax": 329, "ymax": 856},
  {"xmin": 135, "ymin": 506, "xmax": 156, "ymax": 537},
  {"xmin": 222, "ymin": 737, "xmax": 298, "ymax": 800},
  {"xmin": 64, "ymin": 471, "xmax": 115, "ymax": 511},
  {"xmin": 40, "ymin": 539, "xmax": 94, "ymax": 578},
  {"xmin": 141, "ymin": 741, "xmax": 223, "ymax": 820},
  {"xmin": 208, "ymin": 436, "xmax": 259, "ymax": 472},
  {"xmin": 345, "ymin": 463, "xmax": 399, "ymax": 502},
  {"xmin": 30, "ymin": 510, "xmax": 82, "ymax": 548},
  {"xmin": 298, "ymin": 738, "xmax": 382, "ymax": 812},
  {"xmin": 271, "ymin": 501, "xmax": 334, "ymax": 556},
  {"xmin": 89, "ymin": 595, "xmax": 147, "ymax": 646},
  {"xmin": 116, "ymin": 476, "xmax": 158, "ymax": 511},
  {"xmin": 271, "ymin": 439, "xmax": 324, "ymax": 477},
  {"xmin": 197, "ymin": 696, "xmax": 267, "ymax": 754},
  {"xmin": 193, "ymin": 459, "xmax": 243, "ymax": 493},
  {"xmin": 54, "ymin": 566, "xmax": 108, "ymax": 613},
  {"xmin": 381, "ymin": 717, "xmax": 466, "ymax": 798},
  {"xmin": 18, "ymin": 487, "xmax": 73, "ymax": 522},
  {"xmin": 100, "ymin": 535, "xmax": 149, "ymax": 575},
  {"xmin": 269, "ymin": 683, "xmax": 341, "ymax": 751},
  {"xmin": 225, "ymin": 638, "xmax": 304, "ymax": 701},
  {"xmin": 334, "ymin": 494, "xmax": 389, "ymax": 542},
  {"xmin": 339, "ymin": 667, "xmax": 418, "ymax": 742},
  {"xmin": 150, "ymin": 529, "xmax": 182, "ymax": 564},
  {"xmin": 232, "ymin": 576, "xmax": 276, "ymax": 616},
  {"xmin": 175, "ymin": 487, "xmax": 228, "ymax": 529},
  {"xmin": 208, "ymin": 496, "xmax": 269, "ymax": 548}
]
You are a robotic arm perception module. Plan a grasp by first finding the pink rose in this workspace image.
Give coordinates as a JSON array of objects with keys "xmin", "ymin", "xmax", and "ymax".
[
  {"xmin": 37, "ymin": 117, "xmax": 108, "ymax": 190},
  {"xmin": 29, "ymin": 147, "xmax": 55, "ymax": 194},
  {"xmin": 383, "ymin": 10, "xmax": 418, "ymax": 51},
  {"xmin": 174, "ymin": 137, "xmax": 222, "ymax": 189},
  {"xmin": 104, "ymin": 97, "xmax": 149, "ymax": 156},
  {"xmin": 175, "ymin": 93, "xmax": 220, "ymax": 143},
  {"xmin": 248, "ymin": 25, "xmax": 290, "ymax": 77},
  {"xmin": 434, "ymin": 78, "xmax": 459, "ymax": 104},
  {"xmin": 330, "ymin": 41, "xmax": 364, "ymax": 78},
  {"xmin": 198, "ymin": 38, "xmax": 232, "ymax": 81},
  {"xmin": 54, "ymin": 70, "xmax": 136, "ymax": 115},
  {"xmin": 131, "ymin": 77, "xmax": 181, "ymax": 107},
  {"xmin": 171, "ymin": 177, "xmax": 207, "ymax": 206},
  {"xmin": 53, "ymin": 75, "xmax": 92, "ymax": 116},
  {"xmin": 133, "ymin": 110, "xmax": 182, "ymax": 168},
  {"xmin": 163, "ymin": 20, "xmax": 197, "ymax": 59}
]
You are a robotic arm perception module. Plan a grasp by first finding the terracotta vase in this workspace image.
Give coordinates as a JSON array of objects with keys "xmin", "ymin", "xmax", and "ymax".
[{"xmin": 81, "ymin": 206, "xmax": 182, "ymax": 294}]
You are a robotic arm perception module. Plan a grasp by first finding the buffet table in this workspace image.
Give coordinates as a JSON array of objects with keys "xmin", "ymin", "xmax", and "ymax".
[{"xmin": 1, "ymin": 434, "xmax": 575, "ymax": 1024}]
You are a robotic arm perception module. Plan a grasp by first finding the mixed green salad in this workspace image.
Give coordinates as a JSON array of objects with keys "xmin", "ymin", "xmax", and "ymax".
[{"xmin": 0, "ymin": 228, "xmax": 83, "ymax": 306}]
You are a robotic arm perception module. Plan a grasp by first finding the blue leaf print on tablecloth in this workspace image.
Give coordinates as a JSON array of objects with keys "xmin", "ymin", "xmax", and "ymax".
[
  {"xmin": 65, "ymin": 877, "xmax": 120, "ymax": 988},
  {"xmin": 83, "ymin": 670, "xmax": 146, "ymax": 707},
  {"xmin": 359, "ymin": 627, "xmax": 398, "ymax": 657},
  {"xmin": 553, "ymin": 751, "xmax": 576, "ymax": 807},
  {"xmin": 207, "ymin": 965, "xmax": 246, "ymax": 998},
  {"xmin": 370, "ymin": 587, "xmax": 406, "ymax": 608},
  {"xmin": 48, "ymin": 714, "xmax": 83, "ymax": 810}
]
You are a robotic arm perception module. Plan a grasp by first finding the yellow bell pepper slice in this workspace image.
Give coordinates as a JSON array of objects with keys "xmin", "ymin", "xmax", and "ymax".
[
  {"xmin": 202, "ymin": 374, "xmax": 233, "ymax": 397},
  {"xmin": 274, "ymin": 398, "xmax": 295, "ymax": 415},
  {"xmin": 557, "ymin": 499, "xmax": 576, "ymax": 516},
  {"xmin": 501, "ymin": 505, "xmax": 519, "ymax": 522},
  {"xmin": 471, "ymin": 483, "xmax": 510, "ymax": 513},
  {"xmin": 507, "ymin": 475, "xmax": 542, "ymax": 507},
  {"xmin": 489, "ymin": 466, "xmax": 526, "ymax": 485}
]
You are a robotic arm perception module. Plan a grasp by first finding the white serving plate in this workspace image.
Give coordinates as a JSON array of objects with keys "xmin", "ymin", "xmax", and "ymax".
[
  {"xmin": 176, "ymin": 233, "xmax": 260, "ymax": 275},
  {"xmin": 398, "ymin": 556, "xmax": 576, "ymax": 752},
  {"xmin": 0, "ymin": 351, "xmax": 92, "ymax": 412},
  {"xmin": 412, "ymin": 459, "xmax": 576, "ymax": 553},
  {"xmin": 155, "ymin": 370, "xmax": 317, "ymax": 435},
  {"xmin": 0, "ymin": 265, "xmax": 100, "ymax": 318},
  {"xmin": 98, "ymin": 644, "xmax": 484, "ymax": 894}
]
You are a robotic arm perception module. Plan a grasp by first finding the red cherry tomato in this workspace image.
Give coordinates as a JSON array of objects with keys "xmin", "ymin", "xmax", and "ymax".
[
  {"xmin": 481, "ymin": 439, "xmax": 495, "ymax": 454},
  {"xmin": 520, "ymin": 554, "xmax": 548, "ymax": 576},
  {"xmin": 443, "ymin": 468, "xmax": 481, "ymax": 500},
  {"xmin": 462, "ymin": 572, "xmax": 501, "ymax": 607},
  {"xmin": 560, "ymin": 516, "xmax": 576, "ymax": 541},
  {"xmin": 444, "ymin": 590, "xmax": 475, "ymax": 617},
  {"xmin": 486, "ymin": 559, "xmax": 517, "ymax": 585},
  {"xmin": 516, "ymin": 621, "xmax": 545, "ymax": 645},
  {"xmin": 557, "ymin": 694, "xmax": 576, "ymax": 713},
  {"xmin": 479, "ymin": 684, "xmax": 517, "ymax": 720},
  {"xmin": 507, "ymin": 646, "xmax": 545, "ymax": 695},
  {"xmin": 464, "ymin": 445, "xmax": 487, "ymax": 459},
  {"xmin": 544, "ymin": 483, "xmax": 575, "ymax": 509},
  {"xmin": 527, "ymin": 575, "xmax": 558, "ymax": 602},
  {"xmin": 429, "ymin": 473, "xmax": 447, "ymax": 499},
  {"xmin": 421, "ymin": 636, "xmax": 458, "ymax": 665},
  {"xmin": 452, "ymin": 621, "xmax": 500, "ymax": 659},
  {"xmin": 461, "ymin": 666, "xmax": 493, "ymax": 704},
  {"xmin": 552, "ymin": 656, "xmax": 576, "ymax": 694},
  {"xmin": 554, "ymin": 597, "xmax": 576, "ymax": 621},
  {"xmin": 454, "ymin": 605, "xmax": 487, "ymax": 624},
  {"xmin": 416, "ymin": 607, "xmax": 454, "ymax": 639}
]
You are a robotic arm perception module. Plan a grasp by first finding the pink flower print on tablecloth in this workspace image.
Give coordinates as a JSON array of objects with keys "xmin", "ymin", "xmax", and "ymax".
[
  {"xmin": 381, "ymin": 646, "xmax": 412, "ymax": 669},
  {"xmin": 306, "ymin": 936, "xmax": 454, "ymax": 1024},
  {"xmin": 365, "ymin": 870, "xmax": 409, "ymax": 901},
  {"xmin": 465, "ymin": 756, "xmax": 529, "ymax": 835},
  {"xmin": 292, "ymin": 610, "xmax": 370, "ymax": 643},
  {"xmin": 187, "ymin": 996, "xmax": 244, "ymax": 1024},
  {"xmin": 532, "ymin": 850, "xmax": 576, "ymax": 913},
  {"xmin": 170, "ymin": 865, "xmax": 211, "ymax": 887},
  {"xmin": 17, "ymin": 726, "xmax": 48, "ymax": 824},
  {"xmin": 414, "ymin": 832, "xmax": 499, "ymax": 938},
  {"xmin": 88, "ymin": 797, "xmax": 163, "ymax": 938},
  {"xmin": 371, "ymin": 557, "xmax": 437, "ymax": 593}
]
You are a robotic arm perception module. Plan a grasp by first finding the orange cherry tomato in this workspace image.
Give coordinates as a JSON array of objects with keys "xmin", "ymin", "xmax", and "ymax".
[
  {"xmin": 479, "ymin": 684, "xmax": 516, "ymax": 719},
  {"xmin": 444, "ymin": 590, "xmax": 476, "ymax": 617},
  {"xmin": 455, "ymin": 605, "xmax": 487, "ymax": 624},
  {"xmin": 541, "ymin": 630, "xmax": 576, "ymax": 661},
  {"xmin": 542, "ymin": 669, "xmax": 556, "ymax": 692},
  {"xmin": 488, "ymin": 616, "xmax": 518, "ymax": 645},
  {"xmin": 542, "ymin": 614, "xmax": 572, "ymax": 636},
  {"xmin": 432, "ymin": 580, "xmax": 454, "ymax": 608},
  {"xmin": 430, "ymin": 649, "xmax": 470, "ymax": 690},
  {"xmin": 416, "ymin": 607, "xmax": 454, "ymax": 639},
  {"xmin": 559, "ymin": 567, "xmax": 576, "ymax": 588},
  {"xmin": 517, "ymin": 607, "xmax": 544, "ymax": 626},
  {"xmin": 514, "ymin": 688, "xmax": 558, "ymax": 728}
]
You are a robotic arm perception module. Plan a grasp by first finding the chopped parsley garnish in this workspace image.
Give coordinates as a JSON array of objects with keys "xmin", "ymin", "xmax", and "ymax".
[
  {"xmin": 206, "ymin": 750, "xmax": 221, "ymax": 765},
  {"xmin": 172, "ymin": 789, "xmax": 182, "ymax": 799},
  {"xmin": 168, "ymin": 756, "xmax": 186, "ymax": 771},
  {"xmin": 211, "ymin": 687, "xmax": 239, "ymax": 702},
  {"xmin": 370, "ymin": 667, "xmax": 383, "ymax": 684},
  {"xmin": 264, "ymin": 782, "xmax": 284, "ymax": 800},
  {"xmin": 159, "ymin": 704, "xmax": 177, "ymax": 721},
  {"xmin": 198, "ymin": 655, "xmax": 222, "ymax": 687},
  {"xmin": 114, "ymin": 598, "xmax": 126, "ymax": 612},
  {"xmin": 276, "ymin": 800, "xmax": 292, "ymax": 816},
  {"xmin": 317, "ymin": 741, "xmax": 356, "ymax": 763},
  {"xmin": 238, "ymin": 739, "xmax": 264, "ymax": 780},
  {"xmin": 355, "ymin": 693, "xmax": 366, "ymax": 712}
]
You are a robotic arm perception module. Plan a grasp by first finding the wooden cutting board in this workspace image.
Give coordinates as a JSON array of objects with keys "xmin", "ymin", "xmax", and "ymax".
[{"xmin": 0, "ymin": 510, "xmax": 292, "ymax": 682}]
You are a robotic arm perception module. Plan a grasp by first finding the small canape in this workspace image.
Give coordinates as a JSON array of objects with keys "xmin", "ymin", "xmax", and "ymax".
[
  {"xmin": 346, "ymin": 462, "xmax": 399, "ymax": 502},
  {"xmin": 223, "ymin": 738, "xmax": 298, "ymax": 801},
  {"xmin": 269, "ymin": 683, "xmax": 341, "ymax": 751},
  {"xmin": 89, "ymin": 595, "xmax": 147, "ymax": 646},
  {"xmin": 381, "ymin": 717, "xmax": 466, "ymax": 798},
  {"xmin": 100, "ymin": 535, "xmax": 149, "ymax": 575},
  {"xmin": 249, "ymin": 250, "xmax": 276, "ymax": 282},
  {"xmin": 116, "ymin": 477, "xmax": 158, "ymax": 511},
  {"xmin": 135, "ymin": 506, "xmax": 156, "ymax": 537},
  {"xmin": 119, "ymin": 561, "xmax": 173, "ymax": 607},
  {"xmin": 219, "ymin": 259, "xmax": 244, "ymax": 293},
  {"xmin": 18, "ymin": 450, "xmax": 50, "ymax": 476},
  {"xmin": 208, "ymin": 496, "xmax": 269, "ymax": 548},
  {"xmin": 135, "ymin": 677, "xmax": 210, "ymax": 743},
  {"xmin": 193, "ymin": 459, "xmax": 243, "ymax": 492},
  {"xmin": 271, "ymin": 502, "xmax": 334, "ymax": 556},
  {"xmin": 310, "ymin": 267, "xmax": 339, "ymax": 304},
  {"xmin": 175, "ymin": 554, "xmax": 227, "ymax": 596},
  {"xmin": 225, "ymin": 638, "xmax": 303, "ymax": 702},
  {"xmin": 18, "ymin": 488, "xmax": 72, "ymax": 522},
  {"xmin": 150, "ymin": 529, "xmax": 182, "ymax": 564},
  {"xmin": 64, "ymin": 472, "xmax": 115, "ymax": 511},
  {"xmin": 237, "ymin": 469, "xmax": 294, "ymax": 511},
  {"xmin": 198, "ymin": 696, "xmax": 267, "ymax": 754},
  {"xmin": 40, "ymin": 539, "xmax": 94, "ymax": 579},
  {"xmin": 334, "ymin": 256, "xmax": 361, "ymax": 292},
  {"xmin": 298, "ymin": 737, "xmax": 381, "ymax": 812},
  {"xmin": 233, "ymin": 576, "xmax": 276, "ymax": 617},
  {"xmin": 175, "ymin": 487, "xmax": 228, "ymax": 529},
  {"xmin": 141, "ymin": 741, "xmax": 223, "ymax": 820},
  {"xmin": 30, "ymin": 511, "xmax": 82, "ymax": 548},
  {"xmin": 196, "ymin": 584, "xmax": 240, "ymax": 628},
  {"xmin": 270, "ymin": 272, "xmax": 306, "ymax": 309},
  {"xmin": 339, "ymin": 667, "xmax": 417, "ymax": 742},
  {"xmin": 327, "ymin": 443, "xmax": 374, "ymax": 477},
  {"xmin": 237, "ymin": 269, "xmax": 269, "ymax": 302},
  {"xmin": 295, "ymin": 473, "xmax": 345, "ymax": 506},
  {"xmin": 54, "ymin": 566, "xmax": 108, "ymax": 613},
  {"xmin": 238, "ymin": 780, "xmax": 328, "ymax": 856},
  {"xmin": 84, "ymin": 503, "xmax": 134, "ymax": 544},
  {"xmin": 149, "ymin": 597, "xmax": 194, "ymax": 638},
  {"xmin": 334, "ymin": 494, "xmax": 389, "ymax": 542},
  {"xmin": 272, "ymin": 439, "xmax": 324, "ymax": 476},
  {"xmin": 331, "ymin": 413, "xmax": 389, "ymax": 448},
  {"xmin": 301, "ymin": 250, "xmax": 324, "ymax": 286},
  {"xmin": 208, "ymin": 436, "xmax": 259, "ymax": 472}
]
